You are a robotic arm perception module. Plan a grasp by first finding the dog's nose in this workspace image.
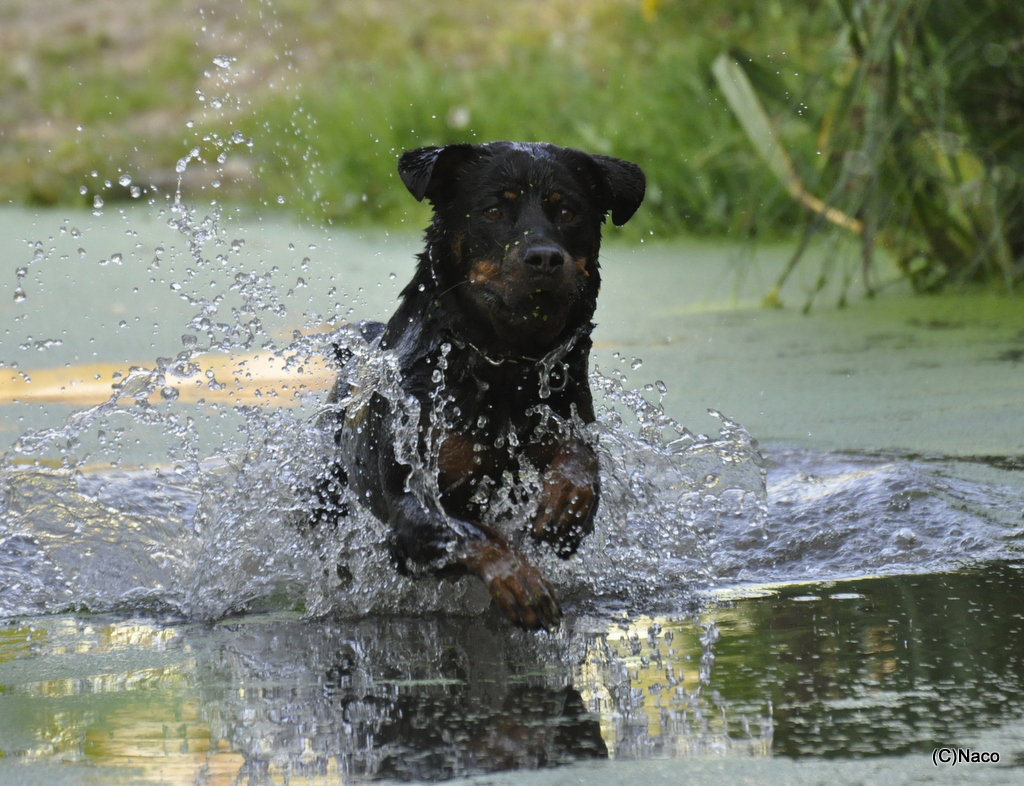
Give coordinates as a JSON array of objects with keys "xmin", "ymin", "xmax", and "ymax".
[{"xmin": 523, "ymin": 245, "xmax": 565, "ymax": 274}]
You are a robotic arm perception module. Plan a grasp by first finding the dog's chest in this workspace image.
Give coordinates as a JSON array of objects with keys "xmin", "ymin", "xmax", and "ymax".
[{"xmin": 420, "ymin": 352, "xmax": 563, "ymax": 492}]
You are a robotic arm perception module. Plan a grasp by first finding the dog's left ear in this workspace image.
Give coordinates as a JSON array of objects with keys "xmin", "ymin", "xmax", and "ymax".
[
  {"xmin": 398, "ymin": 145, "xmax": 480, "ymax": 203},
  {"xmin": 590, "ymin": 154, "xmax": 646, "ymax": 226}
]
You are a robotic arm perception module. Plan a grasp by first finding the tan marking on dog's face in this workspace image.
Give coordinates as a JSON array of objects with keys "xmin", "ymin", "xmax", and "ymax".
[
  {"xmin": 468, "ymin": 259, "xmax": 502, "ymax": 285},
  {"xmin": 547, "ymin": 191, "xmax": 562, "ymax": 203},
  {"xmin": 573, "ymin": 257, "xmax": 590, "ymax": 276},
  {"xmin": 450, "ymin": 234, "xmax": 464, "ymax": 261},
  {"xmin": 502, "ymin": 190, "xmax": 519, "ymax": 201}
]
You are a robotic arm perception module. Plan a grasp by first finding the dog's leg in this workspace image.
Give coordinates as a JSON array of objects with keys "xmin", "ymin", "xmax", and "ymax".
[
  {"xmin": 454, "ymin": 523, "xmax": 562, "ymax": 631},
  {"xmin": 387, "ymin": 488, "xmax": 562, "ymax": 631},
  {"xmin": 309, "ymin": 457, "xmax": 349, "ymax": 528},
  {"xmin": 531, "ymin": 438, "xmax": 599, "ymax": 558},
  {"xmin": 307, "ymin": 406, "xmax": 351, "ymax": 530}
]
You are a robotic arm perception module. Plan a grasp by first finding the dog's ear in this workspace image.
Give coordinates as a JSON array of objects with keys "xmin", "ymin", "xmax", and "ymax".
[
  {"xmin": 398, "ymin": 145, "xmax": 479, "ymax": 203},
  {"xmin": 590, "ymin": 154, "xmax": 646, "ymax": 226}
]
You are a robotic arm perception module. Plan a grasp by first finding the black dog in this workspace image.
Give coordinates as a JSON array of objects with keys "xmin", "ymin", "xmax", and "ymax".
[{"xmin": 314, "ymin": 142, "xmax": 644, "ymax": 630}]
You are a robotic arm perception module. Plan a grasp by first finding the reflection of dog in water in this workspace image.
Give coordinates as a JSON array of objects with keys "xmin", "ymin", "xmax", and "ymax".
[{"xmin": 313, "ymin": 142, "xmax": 645, "ymax": 630}]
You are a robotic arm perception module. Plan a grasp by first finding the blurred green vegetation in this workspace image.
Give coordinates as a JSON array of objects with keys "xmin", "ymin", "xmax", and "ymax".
[
  {"xmin": 714, "ymin": 0, "xmax": 1024, "ymax": 302},
  {"xmin": 0, "ymin": 0, "xmax": 1020, "ymax": 297},
  {"xmin": 246, "ymin": 0, "xmax": 818, "ymax": 239}
]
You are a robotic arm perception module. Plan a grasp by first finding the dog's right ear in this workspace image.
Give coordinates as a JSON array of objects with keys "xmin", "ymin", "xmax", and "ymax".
[{"xmin": 398, "ymin": 145, "xmax": 479, "ymax": 203}]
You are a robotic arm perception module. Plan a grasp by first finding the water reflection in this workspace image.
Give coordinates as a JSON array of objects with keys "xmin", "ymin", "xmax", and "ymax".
[
  {"xmin": 0, "ymin": 611, "xmax": 768, "ymax": 782},
  {"xmin": 196, "ymin": 619, "xmax": 610, "ymax": 781},
  {"xmin": 187, "ymin": 613, "xmax": 770, "ymax": 780},
  {"xmin": 735, "ymin": 564, "xmax": 1024, "ymax": 758},
  {"xmin": 3, "ymin": 564, "xmax": 1023, "ymax": 781}
]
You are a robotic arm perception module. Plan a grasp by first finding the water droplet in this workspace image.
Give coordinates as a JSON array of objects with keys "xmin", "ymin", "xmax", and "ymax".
[
  {"xmin": 160, "ymin": 386, "xmax": 180, "ymax": 401},
  {"xmin": 631, "ymin": 358, "xmax": 643, "ymax": 370},
  {"xmin": 175, "ymin": 158, "xmax": 189, "ymax": 174},
  {"xmin": 276, "ymin": 195, "xmax": 285, "ymax": 204},
  {"xmin": 13, "ymin": 288, "xmax": 26, "ymax": 303},
  {"xmin": 92, "ymin": 195, "xmax": 104, "ymax": 209},
  {"xmin": 213, "ymin": 54, "xmax": 233, "ymax": 68},
  {"xmin": 118, "ymin": 174, "xmax": 132, "ymax": 187}
]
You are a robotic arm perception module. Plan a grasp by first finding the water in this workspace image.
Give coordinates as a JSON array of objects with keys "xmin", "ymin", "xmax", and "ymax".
[
  {"xmin": 0, "ymin": 338, "xmax": 767, "ymax": 622},
  {"xmin": 1, "ymin": 2, "xmax": 1020, "ymax": 777},
  {"xmin": 3, "ymin": 44, "xmax": 1024, "ymax": 776},
  {"xmin": 2, "ymin": 197, "xmax": 1023, "ymax": 784}
]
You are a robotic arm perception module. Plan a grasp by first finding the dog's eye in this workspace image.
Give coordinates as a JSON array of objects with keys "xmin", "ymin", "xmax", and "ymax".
[
  {"xmin": 560, "ymin": 208, "xmax": 575, "ymax": 223},
  {"xmin": 484, "ymin": 207, "xmax": 501, "ymax": 221}
]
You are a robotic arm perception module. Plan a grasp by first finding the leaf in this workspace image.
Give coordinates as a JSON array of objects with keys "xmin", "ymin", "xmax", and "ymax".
[
  {"xmin": 712, "ymin": 53, "xmax": 799, "ymax": 192},
  {"xmin": 712, "ymin": 52, "xmax": 864, "ymax": 234}
]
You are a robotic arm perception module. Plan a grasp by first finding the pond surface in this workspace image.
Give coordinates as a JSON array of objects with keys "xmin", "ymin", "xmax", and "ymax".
[{"xmin": 1, "ymin": 206, "xmax": 1023, "ymax": 785}]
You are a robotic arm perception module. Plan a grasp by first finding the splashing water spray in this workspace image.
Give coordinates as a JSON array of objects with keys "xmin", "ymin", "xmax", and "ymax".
[{"xmin": 0, "ymin": 40, "xmax": 768, "ymax": 623}]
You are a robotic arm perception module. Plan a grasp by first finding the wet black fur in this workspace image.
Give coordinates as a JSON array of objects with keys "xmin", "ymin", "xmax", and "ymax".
[{"xmin": 314, "ymin": 142, "xmax": 645, "ymax": 577}]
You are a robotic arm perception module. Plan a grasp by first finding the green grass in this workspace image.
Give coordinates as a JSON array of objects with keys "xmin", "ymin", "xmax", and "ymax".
[
  {"xmin": 1, "ymin": 0, "xmax": 1019, "ymax": 296},
  {"xmin": 240, "ymin": 0, "xmax": 824, "ymax": 242},
  {"xmin": 0, "ymin": 0, "xmax": 825, "ymax": 235}
]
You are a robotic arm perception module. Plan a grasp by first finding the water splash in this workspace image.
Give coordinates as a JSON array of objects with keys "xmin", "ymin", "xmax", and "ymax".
[
  {"xmin": 3, "ymin": 184, "xmax": 1020, "ymax": 623},
  {"xmin": 0, "ymin": 302, "xmax": 768, "ymax": 621},
  {"xmin": 5, "ymin": 265, "xmax": 1020, "ymax": 623}
]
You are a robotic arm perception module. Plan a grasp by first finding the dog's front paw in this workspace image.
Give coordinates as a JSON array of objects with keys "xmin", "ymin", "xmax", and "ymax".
[
  {"xmin": 532, "ymin": 443, "xmax": 599, "ymax": 558},
  {"xmin": 458, "ymin": 536, "xmax": 562, "ymax": 631}
]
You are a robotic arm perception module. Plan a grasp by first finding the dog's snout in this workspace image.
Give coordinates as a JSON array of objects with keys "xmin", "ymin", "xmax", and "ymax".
[{"xmin": 523, "ymin": 245, "xmax": 565, "ymax": 274}]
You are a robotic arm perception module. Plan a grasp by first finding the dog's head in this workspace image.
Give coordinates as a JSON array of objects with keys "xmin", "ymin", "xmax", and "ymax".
[{"xmin": 398, "ymin": 142, "xmax": 645, "ymax": 353}]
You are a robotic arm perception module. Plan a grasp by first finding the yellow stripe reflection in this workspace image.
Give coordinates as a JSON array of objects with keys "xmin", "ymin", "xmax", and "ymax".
[{"xmin": 0, "ymin": 353, "xmax": 334, "ymax": 407}]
